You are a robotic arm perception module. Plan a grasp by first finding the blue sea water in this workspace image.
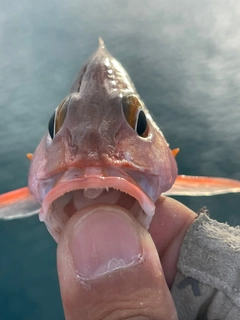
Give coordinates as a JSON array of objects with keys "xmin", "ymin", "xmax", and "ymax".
[{"xmin": 0, "ymin": 0, "xmax": 240, "ymax": 318}]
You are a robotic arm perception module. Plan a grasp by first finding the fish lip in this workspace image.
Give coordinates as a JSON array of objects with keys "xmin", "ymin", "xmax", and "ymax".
[{"xmin": 39, "ymin": 167, "xmax": 155, "ymax": 237}]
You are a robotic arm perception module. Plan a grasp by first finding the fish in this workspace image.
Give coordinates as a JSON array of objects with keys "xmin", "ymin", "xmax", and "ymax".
[{"xmin": 1, "ymin": 39, "xmax": 240, "ymax": 242}]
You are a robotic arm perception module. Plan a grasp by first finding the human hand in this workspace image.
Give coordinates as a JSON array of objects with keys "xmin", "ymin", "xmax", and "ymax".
[{"xmin": 57, "ymin": 197, "xmax": 197, "ymax": 319}]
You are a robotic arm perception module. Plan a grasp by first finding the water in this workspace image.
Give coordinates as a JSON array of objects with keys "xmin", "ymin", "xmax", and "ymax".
[{"xmin": 0, "ymin": 0, "xmax": 240, "ymax": 318}]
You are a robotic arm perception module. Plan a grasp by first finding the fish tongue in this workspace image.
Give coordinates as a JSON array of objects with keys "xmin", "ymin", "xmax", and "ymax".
[{"xmin": 83, "ymin": 188, "xmax": 105, "ymax": 199}]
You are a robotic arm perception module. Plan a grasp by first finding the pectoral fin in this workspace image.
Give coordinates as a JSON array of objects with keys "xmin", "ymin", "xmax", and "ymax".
[
  {"xmin": 0, "ymin": 187, "xmax": 40, "ymax": 219},
  {"xmin": 164, "ymin": 175, "xmax": 240, "ymax": 196}
]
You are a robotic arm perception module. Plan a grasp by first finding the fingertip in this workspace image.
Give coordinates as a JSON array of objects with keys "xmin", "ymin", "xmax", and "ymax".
[{"xmin": 57, "ymin": 205, "xmax": 178, "ymax": 320}]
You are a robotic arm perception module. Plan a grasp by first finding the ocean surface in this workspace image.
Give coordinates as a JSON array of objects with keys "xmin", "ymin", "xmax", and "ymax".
[{"xmin": 0, "ymin": 0, "xmax": 240, "ymax": 319}]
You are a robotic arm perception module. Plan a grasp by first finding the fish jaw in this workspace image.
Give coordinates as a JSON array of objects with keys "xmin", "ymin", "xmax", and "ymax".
[{"xmin": 36, "ymin": 167, "xmax": 156, "ymax": 242}]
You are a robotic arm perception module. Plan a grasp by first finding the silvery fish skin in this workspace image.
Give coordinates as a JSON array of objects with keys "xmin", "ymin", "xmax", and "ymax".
[{"xmin": 28, "ymin": 40, "xmax": 177, "ymax": 241}]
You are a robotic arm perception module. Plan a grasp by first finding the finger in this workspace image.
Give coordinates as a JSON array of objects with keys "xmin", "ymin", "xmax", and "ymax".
[
  {"xmin": 57, "ymin": 204, "xmax": 178, "ymax": 320},
  {"xmin": 149, "ymin": 196, "xmax": 197, "ymax": 286}
]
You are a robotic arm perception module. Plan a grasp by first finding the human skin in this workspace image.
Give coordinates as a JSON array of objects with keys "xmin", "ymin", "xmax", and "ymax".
[{"xmin": 57, "ymin": 197, "xmax": 197, "ymax": 320}]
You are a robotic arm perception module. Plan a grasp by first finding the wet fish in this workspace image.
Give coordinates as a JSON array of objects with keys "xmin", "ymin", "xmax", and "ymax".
[{"xmin": 1, "ymin": 39, "xmax": 240, "ymax": 242}]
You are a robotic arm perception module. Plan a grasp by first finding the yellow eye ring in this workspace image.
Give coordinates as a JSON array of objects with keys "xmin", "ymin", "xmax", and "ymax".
[
  {"xmin": 122, "ymin": 95, "xmax": 148, "ymax": 138},
  {"xmin": 48, "ymin": 97, "xmax": 69, "ymax": 139}
]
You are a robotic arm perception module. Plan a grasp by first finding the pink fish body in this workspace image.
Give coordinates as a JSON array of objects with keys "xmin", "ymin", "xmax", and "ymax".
[
  {"xmin": 1, "ymin": 39, "xmax": 240, "ymax": 241},
  {"xmin": 28, "ymin": 40, "xmax": 177, "ymax": 241}
]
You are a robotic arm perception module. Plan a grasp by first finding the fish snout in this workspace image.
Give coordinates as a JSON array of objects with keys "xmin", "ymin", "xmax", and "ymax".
[
  {"xmin": 83, "ymin": 130, "xmax": 103, "ymax": 156},
  {"xmin": 69, "ymin": 129, "xmax": 111, "ymax": 163}
]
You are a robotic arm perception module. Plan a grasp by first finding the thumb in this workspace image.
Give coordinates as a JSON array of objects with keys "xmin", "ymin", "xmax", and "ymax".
[{"xmin": 57, "ymin": 205, "xmax": 178, "ymax": 320}]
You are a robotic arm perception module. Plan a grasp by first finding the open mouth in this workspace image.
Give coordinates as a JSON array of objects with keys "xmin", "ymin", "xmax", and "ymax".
[{"xmin": 39, "ymin": 167, "xmax": 155, "ymax": 242}]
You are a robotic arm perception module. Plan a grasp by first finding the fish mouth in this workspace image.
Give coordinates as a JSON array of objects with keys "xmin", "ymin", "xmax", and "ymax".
[{"xmin": 39, "ymin": 167, "xmax": 155, "ymax": 242}]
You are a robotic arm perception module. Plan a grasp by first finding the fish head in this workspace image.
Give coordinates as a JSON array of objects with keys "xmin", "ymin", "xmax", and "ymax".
[{"xmin": 28, "ymin": 40, "xmax": 177, "ymax": 242}]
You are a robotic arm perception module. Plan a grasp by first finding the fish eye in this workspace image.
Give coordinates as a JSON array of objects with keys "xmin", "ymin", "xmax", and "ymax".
[
  {"xmin": 122, "ymin": 95, "xmax": 148, "ymax": 138},
  {"xmin": 136, "ymin": 110, "xmax": 147, "ymax": 136},
  {"xmin": 48, "ymin": 97, "xmax": 68, "ymax": 139},
  {"xmin": 48, "ymin": 111, "xmax": 55, "ymax": 139}
]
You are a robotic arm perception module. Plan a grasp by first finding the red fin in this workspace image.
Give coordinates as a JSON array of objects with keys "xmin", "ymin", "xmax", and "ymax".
[
  {"xmin": 26, "ymin": 153, "xmax": 33, "ymax": 160},
  {"xmin": 0, "ymin": 187, "xmax": 40, "ymax": 219},
  {"xmin": 171, "ymin": 148, "xmax": 180, "ymax": 158},
  {"xmin": 0, "ymin": 187, "xmax": 30, "ymax": 204},
  {"xmin": 164, "ymin": 175, "xmax": 240, "ymax": 196}
]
